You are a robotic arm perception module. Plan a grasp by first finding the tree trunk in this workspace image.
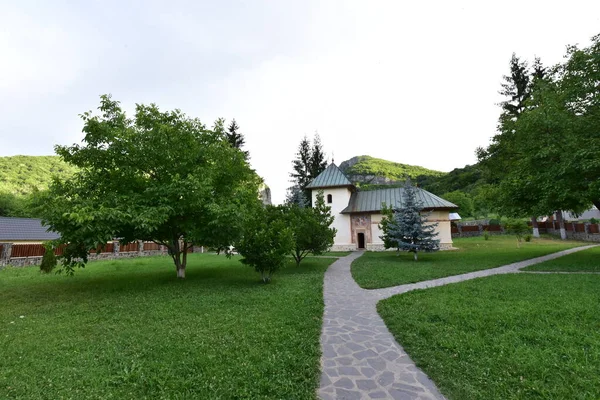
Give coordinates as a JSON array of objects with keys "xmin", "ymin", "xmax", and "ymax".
[
  {"xmin": 531, "ymin": 217, "xmax": 540, "ymax": 238},
  {"xmin": 169, "ymin": 237, "xmax": 187, "ymax": 279},
  {"xmin": 556, "ymin": 210, "xmax": 567, "ymax": 240}
]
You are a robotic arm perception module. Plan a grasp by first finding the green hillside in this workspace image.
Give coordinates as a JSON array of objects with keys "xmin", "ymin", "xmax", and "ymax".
[
  {"xmin": 339, "ymin": 156, "xmax": 444, "ymax": 190},
  {"xmin": 338, "ymin": 155, "xmax": 492, "ymax": 218},
  {"xmin": 0, "ymin": 155, "xmax": 77, "ymax": 195}
]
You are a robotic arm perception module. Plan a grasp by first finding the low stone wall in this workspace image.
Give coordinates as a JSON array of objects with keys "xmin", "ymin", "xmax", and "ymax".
[
  {"xmin": 0, "ymin": 243, "xmax": 169, "ymax": 268},
  {"xmin": 331, "ymin": 244, "xmax": 358, "ymax": 251},
  {"xmin": 545, "ymin": 227, "xmax": 600, "ymax": 243}
]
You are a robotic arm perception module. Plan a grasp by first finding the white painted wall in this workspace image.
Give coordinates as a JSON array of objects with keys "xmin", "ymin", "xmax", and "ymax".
[
  {"xmin": 427, "ymin": 211, "xmax": 453, "ymax": 247},
  {"xmin": 312, "ymin": 187, "xmax": 353, "ymax": 246},
  {"xmin": 369, "ymin": 211, "xmax": 453, "ymax": 248},
  {"xmin": 371, "ymin": 213, "xmax": 384, "ymax": 244}
]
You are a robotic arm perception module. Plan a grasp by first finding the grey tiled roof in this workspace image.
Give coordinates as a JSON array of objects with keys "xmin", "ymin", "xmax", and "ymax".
[
  {"xmin": 306, "ymin": 163, "xmax": 354, "ymax": 189},
  {"xmin": 0, "ymin": 217, "xmax": 60, "ymax": 241},
  {"xmin": 341, "ymin": 187, "xmax": 458, "ymax": 213}
]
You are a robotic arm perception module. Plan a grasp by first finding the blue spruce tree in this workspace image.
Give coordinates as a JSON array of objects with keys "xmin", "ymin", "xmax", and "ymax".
[{"xmin": 380, "ymin": 179, "xmax": 440, "ymax": 261}]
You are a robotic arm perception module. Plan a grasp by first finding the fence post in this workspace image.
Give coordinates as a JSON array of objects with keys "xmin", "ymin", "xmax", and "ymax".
[
  {"xmin": 113, "ymin": 240, "xmax": 120, "ymax": 257},
  {"xmin": 584, "ymin": 223, "xmax": 590, "ymax": 235},
  {"xmin": 478, "ymin": 224, "xmax": 483, "ymax": 235},
  {"xmin": 1, "ymin": 243, "xmax": 13, "ymax": 266},
  {"xmin": 138, "ymin": 240, "xmax": 144, "ymax": 256},
  {"xmin": 457, "ymin": 224, "xmax": 463, "ymax": 237}
]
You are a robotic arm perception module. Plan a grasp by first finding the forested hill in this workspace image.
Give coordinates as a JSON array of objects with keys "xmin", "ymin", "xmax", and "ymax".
[
  {"xmin": 338, "ymin": 155, "xmax": 491, "ymax": 218},
  {"xmin": 0, "ymin": 155, "xmax": 77, "ymax": 195},
  {"xmin": 338, "ymin": 156, "xmax": 444, "ymax": 190}
]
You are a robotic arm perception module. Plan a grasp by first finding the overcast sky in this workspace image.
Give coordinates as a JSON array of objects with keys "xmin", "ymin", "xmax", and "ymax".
[{"xmin": 1, "ymin": 1, "xmax": 599, "ymax": 203}]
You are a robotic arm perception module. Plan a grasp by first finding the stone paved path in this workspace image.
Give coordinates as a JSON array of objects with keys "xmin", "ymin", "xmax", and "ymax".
[{"xmin": 318, "ymin": 245, "xmax": 598, "ymax": 400}]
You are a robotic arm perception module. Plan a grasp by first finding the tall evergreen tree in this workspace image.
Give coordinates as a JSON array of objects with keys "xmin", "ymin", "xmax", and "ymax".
[
  {"xmin": 499, "ymin": 53, "xmax": 531, "ymax": 119},
  {"xmin": 225, "ymin": 119, "xmax": 249, "ymax": 159},
  {"xmin": 289, "ymin": 135, "xmax": 312, "ymax": 190},
  {"xmin": 309, "ymin": 133, "xmax": 327, "ymax": 180},
  {"xmin": 379, "ymin": 180, "xmax": 440, "ymax": 261}
]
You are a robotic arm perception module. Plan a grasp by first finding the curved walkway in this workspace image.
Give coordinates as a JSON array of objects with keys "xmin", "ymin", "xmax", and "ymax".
[{"xmin": 318, "ymin": 245, "xmax": 598, "ymax": 400}]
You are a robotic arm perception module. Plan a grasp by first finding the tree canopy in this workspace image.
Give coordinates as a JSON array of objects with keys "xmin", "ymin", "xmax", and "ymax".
[
  {"xmin": 478, "ymin": 33, "xmax": 600, "ymax": 220},
  {"xmin": 39, "ymin": 95, "xmax": 260, "ymax": 278},
  {"xmin": 288, "ymin": 133, "xmax": 328, "ymax": 204}
]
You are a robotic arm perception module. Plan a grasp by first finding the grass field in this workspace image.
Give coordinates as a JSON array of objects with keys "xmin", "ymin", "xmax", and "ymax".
[
  {"xmin": 351, "ymin": 236, "xmax": 584, "ymax": 289},
  {"xmin": 0, "ymin": 254, "xmax": 334, "ymax": 399},
  {"xmin": 378, "ymin": 274, "xmax": 600, "ymax": 399},
  {"xmin": 523, "ymin": 245, "xmax": 600, "ymax": 272}
]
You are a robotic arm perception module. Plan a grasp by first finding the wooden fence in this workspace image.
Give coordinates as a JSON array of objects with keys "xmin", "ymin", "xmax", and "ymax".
[{"xmin": 7, "ymin": 241, "xmax": 164, "ymax": 258}]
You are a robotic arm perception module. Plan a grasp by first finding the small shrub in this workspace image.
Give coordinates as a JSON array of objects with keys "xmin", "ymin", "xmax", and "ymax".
[
  {"xmin": 483, "ymin": 230, "xmax": 490, "ymax": 240},
  {"xmin": 488, "ymin": 218, "xmax": 501, "ymax": 226},
  {"xmin": 40, "ymin": 243, "xmax": 57, "ymax": 273},
  {"xmin": 524, "ymin": 234, "xmax": 532, "ymax": 242},
  {"xmin": 590, "ymin": 217, "xmax": 599, "ymax": 224},
  {"xmin": 504, "ymin": 219, "xmax": 530, "ymax": 248}
]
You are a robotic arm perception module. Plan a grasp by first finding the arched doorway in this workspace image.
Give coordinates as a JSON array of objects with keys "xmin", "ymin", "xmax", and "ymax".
[{"xmin": 357, "ymin": 232, "xmax": 365, "ymax": 249}]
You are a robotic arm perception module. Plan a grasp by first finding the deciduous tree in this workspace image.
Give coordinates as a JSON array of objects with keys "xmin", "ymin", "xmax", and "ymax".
[
  {"xmin": 236, "ymin": 205, "xmax": 294, "ymax": 283},
  {"xmin": 40, "ymin": 95, "xmax": 260, "ymax": 278}
]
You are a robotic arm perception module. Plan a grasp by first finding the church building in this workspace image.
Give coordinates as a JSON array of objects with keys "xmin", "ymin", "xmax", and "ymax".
[{"xmin": 306, "ymin": 163, "xmax": 457, "ymax": 251}]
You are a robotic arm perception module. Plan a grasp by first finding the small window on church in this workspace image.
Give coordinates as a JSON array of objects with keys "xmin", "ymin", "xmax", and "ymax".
[{"xmin": 327, "ymin": 194, "xmax": 333, "ymax": 204}]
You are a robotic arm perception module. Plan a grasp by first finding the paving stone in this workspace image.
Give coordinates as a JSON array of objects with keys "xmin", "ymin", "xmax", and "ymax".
[
  {"xmin": 338, "ymin": 366, "xmax": 361, "ymax": 376},
  {"xmin": 361, "ymin": 367, "xmax": 377, "ymax": 378},
  {"xmin": 333, "ymin": 377, "xmax": 355, "ymax": 389},
  {"xmin": 369, "ymin": 391, "xmax": 389, "ymax": 399},
  {"xmin": 354, "ymin": 349, "xmax": 378, "ymax": 360},
  {"xmin": 335, "ymin": 388, "xmax": 362, "ymax": 400},
  {"xmin": 388, "ymin": 388, "xmax": 420, "ymax": 400},
  {"xmin": 356, "ymin": 379, "xmax": 378, "ymax": 391},
  {"xmin": 336, "ymin": 356, "xmax": 354, "ymax": 366},
  {"xmin": 377, "ymin": 371, "xmax": 395, "ymax": 386}
]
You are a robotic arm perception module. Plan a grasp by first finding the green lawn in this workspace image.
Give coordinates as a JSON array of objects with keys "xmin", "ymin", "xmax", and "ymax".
[
  {"xmin": 0, "ymin": 254, "xmax": 334, "ymax": 399},
  {"xmin": 351, "ymin": 236, "xmax": 584, "ymax": 289},
  {"xmin": 378, "ymin": 274, "xmax": 600, "ymax": 399},
  {"xmin": 523, "ymin": 245, "xmax": 600, "ymax": 272}
]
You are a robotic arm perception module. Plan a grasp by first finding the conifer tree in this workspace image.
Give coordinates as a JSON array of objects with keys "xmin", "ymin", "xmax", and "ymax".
[
  {"xmin": 309, "ymin": 133, "xmax": 327, "ymax": 180},
  {"xmin": 226, "ymin": 119, "xmax": 249, "ymax": 159},
  {"xmin": 380, "ymin": 180, "xmax": 440, "ymax": 260}
]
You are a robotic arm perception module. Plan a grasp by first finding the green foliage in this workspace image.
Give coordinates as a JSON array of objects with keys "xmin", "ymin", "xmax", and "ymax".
[
  {"xmin": 285, "ymin": 191, "xmax": 336, "ymax": 266},
  {"xmin": 378, "ymin": 274, "xmax": 600, "ymax": 399},
  {"xmin": 236, "ymin": 206, "xmax": 295, "ymax": 283},
  {"xmin": 0, "ymin": 156, "xmax": 78, "ymax": 217},
  {"xmin": 351, "ymin": 236, "xmax": 583, "ymax": 288},
  {"xmin": 440, "ymin": 190, "xmax": 473, "ymax": 217},
  {"xmin": 590, "ymin": 217, "xmax": 599, "ymax": 224},
  {"xmin": 288, "ymin": 133, "xmax": 327, "ymax": 202},
  {"xmin": 524, "ymin": 234, "xmax": 532, "ymax": 242},
  {"xmin": 224, "ymin": 118, "xmax": 249, "ymax": 160},
  {"xmin": 0, "ymin": 155, "xmax": 78, "ymax": 195},
  {"xmin": 340, "ymin": 155, "xmax": 444, "ymax": 182},
  {"xmin": 39, "ymin": 95, "xmax": 260, "ymax": 278},
  {"xmin": 417, "ymin": 163, "xmax": 486, "ymax": 196},
  {"xmin": 483, "ymin": 230, "xmax": 490, "ymax": 241},
  {"xmin": 488, "ymin": 218, "xmax": 501, "ymax": 226},
  {"xmin": 478, "ymin": 33, "xmax": 600, "ymax": 218},
  {"xmin": 39, "ymin": 243, "xmax": 57, "ymax": 274},
  {"xmin": 504, "ymin": 219, "xmax": 530, "ymax": 246},
  {"xmin": 0, "ymin": 254, "xmax": 333, "ymax": 398},
  {"xmin": 379, "ymin": 180, "xmax": 440, "ymax": 260}
]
